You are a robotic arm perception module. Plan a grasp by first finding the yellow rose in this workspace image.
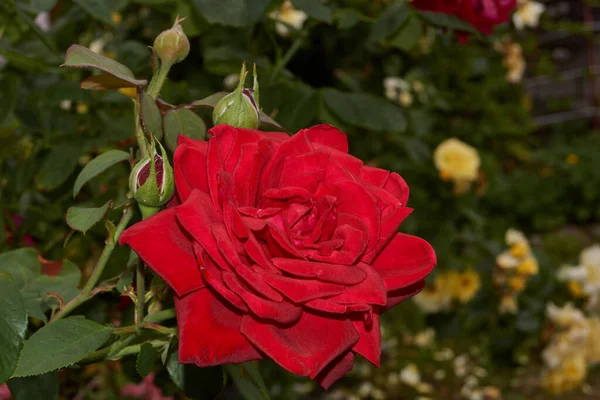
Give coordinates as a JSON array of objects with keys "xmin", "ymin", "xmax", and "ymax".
[
  {"xmin": 517, "ymin": 258, "xmax": 538, "ymax": 275},
  {"xmin": 433, "ymin": 138, "xmax": 480, "ymax": 183},
  {"xmin": 452, "ymin": 269, "xmax": 481, "ymax": 303},
  {"xmin": 508, "ymin": 276, "xmax": 526, "ymax": 292},
  {"xmin": 510, "ymin": 241, "xmax": 530, "ymax": 259}
]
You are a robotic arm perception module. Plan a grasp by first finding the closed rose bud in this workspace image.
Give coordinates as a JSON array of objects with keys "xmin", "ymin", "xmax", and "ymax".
[
  {"xmin": 213, "ymin": 63, "xmax": 260, "ymax": 129},
  {"xmin": 153, "ymin": 17, "xmax": 189, "ymax": 67},
  {"xmin": 129, "ymin": 141, "xmax": 174, "ymax": 209}
]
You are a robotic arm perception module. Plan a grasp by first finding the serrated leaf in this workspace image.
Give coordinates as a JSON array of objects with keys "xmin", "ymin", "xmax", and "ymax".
[
  {"xmin": 167, "ymin": 348, "xmax": 224, "ymax": 399},
  {"xmin": 0, "ymin": 277, "xmax": 27, "ymax": 384},
  {"xmin": 292, "ymin": 0, "xmax": 332, "ymax": 23},
  {"xmin": 137, "ymin": 343, "xmax": 158, "ymax": 377},
  {"xmin": 7, "ymin": 371, "xmax": 59, "ymax": 400},
  {"xmin": 189, "ymin": 92, "xmax": 228, "ymax": 109},
  {"xmin": 164, "ymin": 109, "xmax": 207, "ymax": 151},
  {"xmin": 0, "ymin": 249, "xmax": 42, "ymax": 290},
  {"xmin": 191, "ymin": 0, "xmax": 269, "ymax": 27},
  {"xmin": 139, "ymin": 91, "xmax": 163, "ymax": 140},
  {"xmin": 418, "ymin": 11, "xmax": 478, "ymax": 34},
  {"xmin": 369, "ymin": 2, "xmax": 410, "ymax": 42},
  {"xmin": 73, "ymin": 150, "xmax": 130, "ymax": 197},
  {"xmin": 35, "ymin": 145, "xmax": 80, "ymax": 191},
  {"xmin": 66, "ymin": 202, "xmax": 111, "ymax": 234},
  {"xmin": 72, "ymin": 0, "xmax": 115, "ymax": 26},
  {"xmin": 62, "ymin": 45, "xmax": 147, "ymax": 89},
  {"xmin": 225, "ymin": 363, "xmax": 270, "ymax": 400},
  {"xmin": 12, "ymin": 318, "xmax": 112, "ymax": 377},
  {"xmin": 321, "ymin": 89, "xmax": 406, "ymax": 132}
]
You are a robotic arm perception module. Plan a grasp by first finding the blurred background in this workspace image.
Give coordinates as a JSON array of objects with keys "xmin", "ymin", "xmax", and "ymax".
[{"xmin": 1, "ymin": 0, "xmax": 600, "ymax": 399}]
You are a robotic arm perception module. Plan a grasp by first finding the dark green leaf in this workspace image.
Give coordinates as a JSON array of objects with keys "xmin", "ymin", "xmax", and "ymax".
[
  {"xmin": 116, "ymin": 267, "xmax": 134, "ymax": 293},
  {"xmin": 334, "ymin": 8, "xmax": 371, "ymax": 30},
  {"xmin": 389, "ymin": 15, "xmax": 423, "ymax": 51},
  {"xmin": 62, "ymin": 45, "xmax": 147, "ymax": 89},
  {"xmin": 72, "ymin": 0, "xmax": 115, "ymax": 26},
  {"xmin": 139, "ymin": 91, "xmax": 163, "ymax": 140},
  {"xmin": 225, "ymin": 363, "xmax": 270, "ymax": 400},
  {"xmin": 167, "ymin": 348, "xmax": 224, "ymax": 399},
  {"xmin": 7, "ymin": 371, "xmax": 59, "ymax": 400},
  {"xmin": 369, "ymin": 2, "xmax": 410, "ymax": 42},
  {"xmin": 0, "ymin": 277, "xmax": 27, "ymax": 384},
  {"xmin": 0, "ymin": 76, "xmax": 19, "ymax": 125},
  {"xmin": 13, "ymin": 317, "xmax": 112, "ymax": 377},
  {"xmin": 27, "ymin": 0, "xmax": 59, "ymax": 12},
  {"xmin": 66, "ymin": 201, "xmax": 112, "ymax": 234},
  {"xmin": 137, "ymin": 343, "xmax": 158, "ymax": 377},
  {"xmin": 164, "ymin": 109, "xmax": 206, "ymax": 151},
  {"xmin": 73, "ymin": 150, "xmax": 130, "ymax": 197},
  {"xmin": 191, "ymin": 0, "xmax": 269, "ymax": 27},
  {"xmin": 321, "ymin": 89, "xmax": 406, "ymax": 132},
  {"xmin": 189, "ymin": 92, "xmax": 228, "ymax": 109},
  {"xmin": 35, "ymin": 144, "xmax": 80, "ymax": 191},
  {"xmin": 418, "ymin": 11, "xmax": 478, "ymax": 34},
  {"xmin": 292, "ymin": 0, "xmax": 332, "ymax": 23},
  {"xmin": 0, "ymin": 249, "xmax": 42, "ymax": 290}
]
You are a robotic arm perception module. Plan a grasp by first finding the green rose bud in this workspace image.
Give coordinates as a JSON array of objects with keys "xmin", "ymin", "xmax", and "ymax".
[
  {"xmin": 129, "ymin": 140, "xmax": 174, "ymax": 210},
  {"xmin": 153, "ymin": 17, "xmax": 190, "ymax": 67},
  {"xmin": 213, "ymin": 63, "xmax": 261, "ymax": 129}
]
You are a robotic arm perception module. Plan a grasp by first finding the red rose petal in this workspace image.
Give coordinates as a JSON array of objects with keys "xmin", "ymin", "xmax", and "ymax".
[
  {"xmin": 303, "ymin": 299, "xmax": 370, "ymax": 314},
  {"xmin": 272, "ymin": 258, "xmax": 367, "ymax": 285},
  {"xmin": 383, "ymin": 172, "xmax": 409, "ymax": 205},
  {"xmin": 119, "ymin": 209, "xmax": 203, "ymax": 297},
  {"xmin": 259, "ymin": 270, "xmax": 346, "ymax": 303},
  {"xmin": 325, "ymin": 263, "xmax": 387, "ymax": 306},
  {"xmin": 176, "ymin": 288, "xmax": 261, "ymax": 366},
  {"xmin": 174, "ymin": 139, "xmax": 209, "ymax": 202},
  {"xmin": 240, "ymin": 312, "xmax": 359, "ymax": 378},
  {"xmin": 371, "ymin": 233, "xmax": 436, "ymax": 291},
  {"xmin": 302, "ymin": 124, "xmax": 349, "ymax": 153},
  {"xmin": 314, "ymin": 352, "xmax": 354, "ymax": 389},
  {"xmin": 362, "ymin": 206, "xmax": 412, "ymax": 264},
  {"xmin": 352, "ymin": 313, "xmax": 380, "ymax": 366},
  {"xmin": 359, "ymin": 165, "xmax": 390, "ymax": 187},
  {"xmin": 335, "ymin": 181, "xmax": 380, "ymax": 252},
  {"xmin": 384, "ymin": 280, "xmax": 426, "ymax": 310}
]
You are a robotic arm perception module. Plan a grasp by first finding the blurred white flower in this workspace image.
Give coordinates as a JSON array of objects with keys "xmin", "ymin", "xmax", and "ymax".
[
  {"xmin": 434, "ymin": 347, "xmax": 455, "ymax": 362},
  {"xmin": 400, "ymin": 363, "xmax": 421, "ymax": 387},
  {"xmin": 223, "ymin": 74, "xmax": 240, "ymax": 90},
  {"xmin": 497, "ymin": 251, "xmax": 519, "ymax": 269},
  {"xmin": 358, "ymin": 382, "xmax": 374, "ymax": 398},
  {"xmin": 269, "ymin": 1, "xmax": 308, "ymax": 37},
  {"xmin": 34, "ymin": 12, "xmax": 51, "ymax": 32},
  {"xmin": 513, "ymin": 0, "xmax": 545, "ymax": 30},
  {"xmin": 383, "ymin": 77, "xmax": 413, "ymax": 107},
  {"xmin": 414, "ymin": 328, "xmax": 435, "ymax": 348},
  {"xmin": 89, "ymin": 38, "xmax": 106, "ymax": 54},
  {"xmin": 60, "ymin": 100, "xmax": 73, "ymax": 111},
  {"xmin": 580, "ymin": 244, "xmax": 600, "ymax": 268},
  {"xmin": 506, "ymin": 228, "xmax": 527, "ymax": 245},
  {"xmin": 434, "ymin": 369, "xmax": 446, "ymax": 380},
  {"xmin": 546, "ymin": 302, "xmax": 587, "ymax": 328}
]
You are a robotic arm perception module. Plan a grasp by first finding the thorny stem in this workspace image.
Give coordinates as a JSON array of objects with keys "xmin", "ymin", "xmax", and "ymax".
[{"xmin": 51, "ymin": 205, "xmax": 135, "ymax": 322}]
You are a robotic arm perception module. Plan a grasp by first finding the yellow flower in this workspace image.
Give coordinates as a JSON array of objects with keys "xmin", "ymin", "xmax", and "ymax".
[
  {"xmin": 566, "ymin": 153, "xmax": 579, "ymax": 165},
  {"xmin": 414, "ymin": 328, "xmax": 435, "ymax": 348},
  {"xmin": 505, "ymin": 228, "xmax": 526, "ymax": 245},
  {"xmin": 568, "ymin": 281, "xmax": 585, "ymax": 298},
  {"xmin": 546, "ymin": 302, "xmax": 587, "ymax": 328},
  {"xmin": 586, "ymin": 317, "xmax": 600, "ymax": 364},
  {"xmin": 433, "ymin": 138, "xmax": 480, "ymax": 183},
  {"xmin": 510, "ymin": 241, "xmax": 530, "ymax": 259},
  {"xmin": 542, "ymin": 354, "xmax": 587, "ymax": 395},
  {"xmin": 76, "ymin": 103, "xmax": 89, "ymax": 115},
  {"xmin": 508, "ymin": 276, "xmax": 526, "ymax": 292},
  {"xmin": 517, "ymin": 258, "xmax": 539, "ymax": 275},
  {"xmin": 111, "ymin": 12, "xmax": 122, "ymax": 25},
  {"xmin": 498, "ymin": 39, "xmax": 526, "ymax": 83},
  {"xmin": 118, "ymin": 87, "xmax": 137, "ymax": 98},
  {"xmin": 269, "ymin": 1, "xmax": 308, "ymax": 37},
  {"xmin": 499, "ymin": 295, "xmax": 518, "ymax": 314},
  {"xmin": 513, "ymin": 0, "xmax": 545, "ymax": 30},
  {"xmin": 453, "ymin": 269, "xmax": 481, "ymax": 303},
  {"xmin": 399, "ymin": 91, "xmax": 413, "ymax": 107},
  {"xmin": 482, "ymin": 386, "xmax": 501, "ymax": 399},
  {"xmin": 496, "ymin": 251, "xmax": 518, "ymax": 269},
  {"xmin": 413, "ymin": 273, "xmax": 453, "ymax": 313}
]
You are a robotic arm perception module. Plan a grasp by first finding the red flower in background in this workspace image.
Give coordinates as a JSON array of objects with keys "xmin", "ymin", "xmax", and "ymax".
[
  {"xmin": 411, "ymin": 0, "xmax": 516, "ymax": 36},
  {"xmin": 120, "ymin": 124, "xmax": 436, "ymax": 388}
]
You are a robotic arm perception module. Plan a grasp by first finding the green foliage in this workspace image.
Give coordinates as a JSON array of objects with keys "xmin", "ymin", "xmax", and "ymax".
[
  {"xmin": 66, "ymin": 201, "xmax": 112, "ymax": 233},
  {"xmin": 0, "ymin": 277, "xmax": 28, "ymax": 384}
]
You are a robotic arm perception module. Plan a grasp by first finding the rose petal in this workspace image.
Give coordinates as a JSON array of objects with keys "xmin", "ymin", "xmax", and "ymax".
[
  {"xmin": 119, "ymin": 209, "xmax": 203, "ymax": 297},
  {"xmin": 176, "ymin": 288, "xmax": 261, "ymax": 366},
  {"xmin": 384, "ymin": 172, "xmax": 409, "ymax": 205},
  {"xmin": 174, "ymin": 138, "xmax": 209, "ymax": 202},
  {"xmin": 314, "ymin": 352, "xmax": 354, "ymax": 389},
  {"xmin": 326, "ymin": 263, "xmax": 387, "ymax": 306},
  {"xmin": 352, "ymin": 313, "xmax": 380, "ymax": 366},
  {"xmin": 371, "ymin": 233, "xmax": 436, "ymax": 291},
  {"xmin": 302, "ymin": 124, "xmax": 349, "ymax": 153},
  {"xmin": 384, "ymin": 280, "xmax": 426, "ymax": 310},
  {"xmin": 303, "ymin": 299, "xmax": 371, "ymax": 314},
  {"xmin": 259, "ymin": 270, "xmax": 346, "ymax": 303},
  {"xmin": 241, "ymin": 312, "xmax": 359, "ymax": 378},
  {"xmin": 362, "ymin": 206, "xmax": 412, "ymax": 264},
  {"xmin": 272, "ymin": 258, "xmax": 367, "ymax": 285},
  {"xmin": 360, "ymin": 165, "xmax": 390, "ymax": 187},
  {"xmin": 335, "ymin": 181, "xmax": 380, "ymax": 252}
]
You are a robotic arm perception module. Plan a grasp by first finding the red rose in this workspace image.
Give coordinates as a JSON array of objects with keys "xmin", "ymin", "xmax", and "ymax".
[
  {"xmin": 411, "ymin": 0, "xmax": 516, "ymax": 36},
  {"xmin": 120, "ymin": 124, "xmax": 436, "ymax": 388}
]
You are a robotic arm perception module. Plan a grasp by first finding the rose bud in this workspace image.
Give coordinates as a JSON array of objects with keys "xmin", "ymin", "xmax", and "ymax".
[
  {"xmin": 213, "ymin": 63, "xmax": 260, "ymax": 129},
  {"xmin": 129, "ymin": 141, "xmax": 174, "ymax": 210},
  {"xmin": 153, "ymin": 17, "xmax": 190, "ymax": 67}
]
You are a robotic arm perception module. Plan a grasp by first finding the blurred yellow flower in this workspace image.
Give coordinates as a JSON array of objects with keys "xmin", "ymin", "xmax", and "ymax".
[
  {"xmin": 508, "ymin": 276, "xmax": 526, "ymax": 292},
  {"xmin": 399, "ymin": 91, "xmax": 413, "ymax": 107},
  {"xmin": 566, "ymin": 153, "xmax": 579, "ymax": 165},
  {"xmin": 433, "ymin": 138, "xmax": 480, "ymax": 183},
  {"xmin": 585, "ymin": 317, "xmax": 600, "ymax": 364},
  {"xmin": 111, "ymin": 12, "xmax": 123, "ymax": 25},
  {"xmin": 568, "ymin": 281, "xmax": 585, "ymax": 298},
  {"xmin": 413, "ymin": 273, "xmax": 453, "ymax": 313},
  {"xmin": 76, "ymin": 103, "xmax": 89, "ymax": 114},
  {"xmin": 542, "ymin": 354, "xmax": 587, "ymax": 395},
  {"xmin": 482, "ymin": 386, "xmax": 502, "ymax": 399},
  {"xmin": 513, "ymin": 0, "xmax": 545, "ymax": 30},
  {"xmin": 558, "ymin": 244, "xmax": 600, "ymax": 305},
  {"xmin": 517, "ymin": 258, "xmax": 539, "ymax": 275},
  {"xmin": 546, "ymin": 303, "xmax": 587, "ymax": 328},
  {"xmin": 414, "ymin": 328, "xmax": 435, "ymax": 348},
  {"xmin": 453, "ymin": 269, "xmax": 481, "ymax": 303},
  {"xmin": 498, "ymin": 295, "xmax": 518, "ymax": 314},
  {"xmin": 510, "ymin": 241, "xmax": 530, "ymax": 258},
  {"xmin": 496, "ymin": 38, "xmax": 526, "ymax": 83},
  {"xmin": 118, "ymin": 87, "xmax": 137, "ymax": 98},
  {"xmin": 496, "ymin": 251, "xmax": 518, "ymax": 269},
  {"xmin": 269, "ymin": 1, "xmax": 308, "ymax": 37}
]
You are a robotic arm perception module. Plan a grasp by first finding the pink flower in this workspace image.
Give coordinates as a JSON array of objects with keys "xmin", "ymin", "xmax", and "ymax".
[{"xmin": 120, "ymin": 373, "xmax": 173, "ymax": 400}]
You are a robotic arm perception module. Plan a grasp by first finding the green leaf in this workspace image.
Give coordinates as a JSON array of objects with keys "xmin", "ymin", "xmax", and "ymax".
[
  {"xmin": 292, "ymin": 0, "xmax": 332, "ymax": 23},
  {"xmin": 137, "ymin": 343, "xmax": 158, "ymax": 377},
  {"xmin": 0, "ymin": 277, "xmax": 27, "ymax": 384},
  {"xmin": 321, "ymin": 89, "xmax": 406, "ymax": 132},
  {"xmin": 0, "ymin": 249, "xmax": 42, "ymax": 290},
  {"xmin": 369, "ymin": 2, "xmax": 410, "ymax": 42},
  {"xmin": 334, "ymin": 8, "xmax": 371, "ymax": 30},
  {"xmin": 190, "ymin": 92, "xmax": 228, "ymax": 109},
  {"xmin": 7, "ymin": 371, "xmax": 59, "ymax": 400},
  {"xmin": 164, "ymin": 109, "xmax": 207, "ymax": 152},
  {"xmin": 225, "ymin": 363, "xmax": 270, "ymax": 400},
  {"xmin": 389, "ymin": 15, "xmax": 423, "ymax": 51},
  {"xmin": 139, "ymin": 91, "xmax": 163, "ymax": 140},
  {"xmin": 35, "ymin": 145, "xmax": 80, "ymax": 191},
  {"xmin": 62, "ymin": 45, "xmax": 147, "ymax": 89},
  {"xmin": 0, "ymin": 76, "xmax": 19, "ymax": 125},
  {"xmin": 167, "ymin": 348, "xmax": 224, "ymax": 399},
  {"xmin": 73, "ymin": 150, "xmax": 130, "ymax": 197},
  {"xmin": 191, "ymin": 0, "xmax": 269, "ymax": 27},
  {"xmin": 66, "ymin": 202, "xmax": 112, "ymax": 234},
  {"xmin": 418, "ymin": 11, "xmax": 478, "ymax": 34},
  {"xmin": 72, "ymin": 0, "xmax": 115, "ymax": 26},
  {"xmin": 13, "ymin": 317, "xmax": 112, "ymax": 377},
  {"xmin": 26, "ymin": 0, "xmax": 59, "ymax": 12},
  {"xmin": 116, "ymin": 267, "xmax": 134, "ymax": 293}
]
